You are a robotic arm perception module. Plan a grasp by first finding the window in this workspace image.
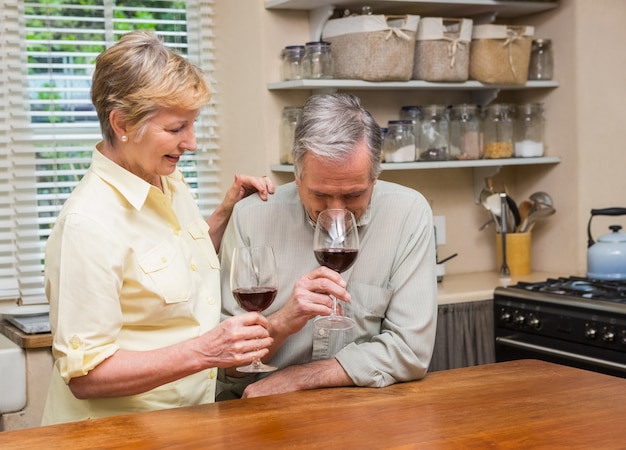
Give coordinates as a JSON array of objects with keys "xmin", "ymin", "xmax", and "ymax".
[{"xmin": 0, "ymin": 0, "xmax": 220, "ymax": 304}]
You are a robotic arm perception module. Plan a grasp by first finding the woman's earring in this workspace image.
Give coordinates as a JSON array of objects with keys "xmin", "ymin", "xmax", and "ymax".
[{"xmin": 121, "ymin": 135, "xmax": 128, "ymax": 142}]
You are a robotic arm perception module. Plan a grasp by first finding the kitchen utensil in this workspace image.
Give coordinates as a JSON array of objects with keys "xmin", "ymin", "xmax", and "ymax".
[
  {"xmin": 517, "ymin": 200, "xmax": 534, "ymax": 232},
  {"xmin": 529, "ymin": 191, "xmax": 553, "ymax": 209},
  {"xmin": 499, "ymin": 193, "xmax": 510, "ymax": 278},
  {"xmin": 586, "ymin": 207, "xmax": 626, "ymax": 280},
  {"xmin": 506, "ymin": 195, "xmax": 521, "ymax": 231},
  {"xmin": 520, "ymin": 205, "xmax": 555, "ymax": 232}
]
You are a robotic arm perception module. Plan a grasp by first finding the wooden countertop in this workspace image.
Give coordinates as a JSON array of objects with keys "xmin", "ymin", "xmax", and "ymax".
[
  {"xmin": 0, "ymin": 321, "xmax": 52, "ymax": 349},
  {"xmin": 0, "ymin": 271, "xmax": 567, "ymax": 349},
  {"xmin": 436, "ymin": 270, "xmax": 567, "ymax": 304},
  {"xmin": 1, "ymin": 360, "xmax": 624, "ymax": 449}
]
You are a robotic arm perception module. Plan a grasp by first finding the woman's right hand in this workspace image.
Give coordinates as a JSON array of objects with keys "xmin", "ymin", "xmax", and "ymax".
[{"xmin": 195, "ymin": 312, "xmax": 273, "ymax": 369}]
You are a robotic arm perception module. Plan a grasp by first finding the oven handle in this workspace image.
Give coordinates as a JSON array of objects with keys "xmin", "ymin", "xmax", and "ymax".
[{"xmin": 496, "ymin": 337, "xmax": 626, "ymax": 373}]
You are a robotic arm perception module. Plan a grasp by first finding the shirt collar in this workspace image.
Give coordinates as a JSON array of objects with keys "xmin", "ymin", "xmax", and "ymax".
[{"xmin": 90, "ymin": 143, "xmax": 177, "ymax": 211}]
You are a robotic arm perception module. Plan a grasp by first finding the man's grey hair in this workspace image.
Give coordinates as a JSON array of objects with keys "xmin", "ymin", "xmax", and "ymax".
[{"xmin": 292, "ymin": 93, "xmax": 382, "ymax": 180}]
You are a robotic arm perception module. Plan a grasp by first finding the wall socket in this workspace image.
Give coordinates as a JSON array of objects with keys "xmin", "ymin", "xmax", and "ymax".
[{"xmin": 433, "ymin": 215, "xmax": 446, "ymax": 246}]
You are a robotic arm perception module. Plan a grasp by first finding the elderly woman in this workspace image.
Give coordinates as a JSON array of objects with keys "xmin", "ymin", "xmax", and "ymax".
[{"xmin": 41, "ymin": 30, "xmax": 274, "ymax": 425}]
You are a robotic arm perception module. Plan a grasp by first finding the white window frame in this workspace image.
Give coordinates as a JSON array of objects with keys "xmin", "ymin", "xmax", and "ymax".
[{"xmin": 0, "ymin": 0, "xmax": 220, "ymax": 304}]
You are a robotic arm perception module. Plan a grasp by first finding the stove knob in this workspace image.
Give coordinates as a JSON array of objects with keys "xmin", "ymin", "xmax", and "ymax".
[
  {"xmin": 585, "ymin": 327, "xmax": 597, "ymax": 340},
  {"xmin": 527, "ymin": 316, "xmax": 541, "ymax": 329},
  {"xmin": 500, "ymin": 310, "xmax": 511, "ymax": 323},
  {"xmin": 602, "ymin": 330, "xmax": 615, "ymax": 343},
  {"xmin": 514, "ymin": 313, "xmax": 525, "ymax": 325}
]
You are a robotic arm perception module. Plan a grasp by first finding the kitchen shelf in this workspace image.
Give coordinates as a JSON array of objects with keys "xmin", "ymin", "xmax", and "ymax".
[
  {"xmin": 266, "ymin": 0, "xmax": 559, "ymax": 40},
  {"xmin": 271, "ymin": 156, "xmax": 560, "ymax": 173},
  {"xmin": 272, "ymin": 156, "xmax": 561, "ymax": 202},
  {"xmin": 268, "ymin": 80, "xmax": 559, "ymax": 91},
  {"xmin": 265, "ymin": 0, "xmax": 559, "ymax": 18}
]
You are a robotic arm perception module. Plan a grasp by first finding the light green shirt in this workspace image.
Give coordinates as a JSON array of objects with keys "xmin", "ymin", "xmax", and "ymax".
[
  {"xmin": 218, "ymin": 181, "xmax": 437, "ymax": 396},
  {"xmin": 42, "ymin": 146, "xmax": 220, "ymax": 425}
]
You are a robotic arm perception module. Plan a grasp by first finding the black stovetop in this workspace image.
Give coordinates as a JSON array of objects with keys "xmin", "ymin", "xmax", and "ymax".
[{"xmin": 508, "ymin": 276, "xmax": 626, "ymax": 303}]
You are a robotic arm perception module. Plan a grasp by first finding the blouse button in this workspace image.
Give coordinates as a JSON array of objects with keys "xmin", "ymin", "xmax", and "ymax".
[
  {"xmin": 207, "ymin": 297, "xmax": 214, "ymax": 305},
  {"xmin": 161, "ymin": 256, "xmax": 167, "ymax": 263},
  {"xmin": 190, "ymin": 263, "xmax": 197, "ymax": 271},
  {"xmin": 70, "ymin": 335, "xmax": 81, "ymax": 350},
  {"xmin": 318, "ymin": 328, "xmax": 327, "ymax": 337},
  {"xmin": 209, "ymin": 369, "xmax": 216, "ymax": 379}
]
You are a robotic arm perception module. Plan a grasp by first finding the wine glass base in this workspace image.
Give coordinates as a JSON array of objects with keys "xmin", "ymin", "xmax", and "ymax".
[
  {"xmin": 314, "ymin": 315, "xmax": 355, "ymax": 331},
  {"xmin": 236, "ymin": 363, "xmax": 278, "ymax": 373}
]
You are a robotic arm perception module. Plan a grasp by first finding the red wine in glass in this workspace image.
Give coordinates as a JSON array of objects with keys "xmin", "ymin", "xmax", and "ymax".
[
  {"xmin": 314, "ymin": 248, "xmax": 358, "ymax": 273},
  {"xmin": 230, "ymin": 246, "xmax": 279, "ymax": 373},
  {"xmin": 233, "ymin": 287, "xmax": 277, "ymax": 312},
  {"xmin": 313, "ymin": 209, "xmax": 359, "ymax": 330}
]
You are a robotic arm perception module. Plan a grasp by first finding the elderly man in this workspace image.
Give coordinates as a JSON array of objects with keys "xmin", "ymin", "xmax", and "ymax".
[{"xmin": 218, "ymin": 93, "xmax": 437, "ymax": 399}]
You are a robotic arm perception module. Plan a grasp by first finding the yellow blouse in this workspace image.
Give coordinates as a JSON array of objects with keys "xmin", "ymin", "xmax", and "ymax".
[{"xmin": 42, "ymin": 145, "xmax": 220, "ymax": 425}]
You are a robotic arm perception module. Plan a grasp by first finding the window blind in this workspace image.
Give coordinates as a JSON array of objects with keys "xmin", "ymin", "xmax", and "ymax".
[{"xmin": 1, "ymin": 0, "xmax": 220, "ymax": 304}]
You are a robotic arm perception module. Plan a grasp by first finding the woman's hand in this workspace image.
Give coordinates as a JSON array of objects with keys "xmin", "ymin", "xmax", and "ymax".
[
  {"xmin": 208, "ymin": 174, "xmax": 275, "ymax": 250},
  {"xmin": 221, "ymin": 174, "xmax": 275, "ymax": 214}
]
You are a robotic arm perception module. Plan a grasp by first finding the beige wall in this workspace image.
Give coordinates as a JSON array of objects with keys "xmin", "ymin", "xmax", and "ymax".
[{"xmin": 213, "ymin": 0, "xmax": 626, "ymax": 277}]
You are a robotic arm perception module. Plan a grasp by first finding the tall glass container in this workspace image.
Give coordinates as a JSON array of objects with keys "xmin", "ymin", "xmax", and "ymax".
[
  {"xmin": 418, "ymin": 104, "xmax": 449, "ymax": 161},
  {"xmin": 514, "ymin": 103, "xmax": 545, "ymax": 157},
  {"xmin": 528, "ymin": 39, "xmax": 554, "ymax": 81},
  {"xmin": 302, "ymin": 41, "xmax": 333, "ymax": 79},
  {"xmin": 281, "ymin": 45, "xmax": 305, "ymax": 81},
  {"xmin": 383, "ymin": 120, "xmax": 416, "ymax": 162},
  {"xmin": 280, "ymin": 106, "xmax": 302, "ymax": 164},
  {"xmin": 482, "ymin": 103, "xmax": 513, "ymax": 159},
  {"xmin": 449, "ymin": 104, "xmax": 481, "ymax": 160},
  {"xmin": 399, "ymin": 105, "xmax": 422, "ymax": 157}
]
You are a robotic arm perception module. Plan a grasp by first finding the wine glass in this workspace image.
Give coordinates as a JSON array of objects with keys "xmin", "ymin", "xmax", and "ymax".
[
  {"xmin": 313, "ymin": 209, "xmax": 359, "ymax": 330},
  {"xmin": 230, "ymin": 246, "xmax": 279, "ymax": 373}
]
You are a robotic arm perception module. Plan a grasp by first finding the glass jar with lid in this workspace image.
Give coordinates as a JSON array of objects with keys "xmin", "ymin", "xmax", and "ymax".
[
  {"xmin": 399, "ymin": 105, "xmax": 422, "ymax": 156},
  {"xmin": 302, "ymin": 41, "xmax": 333, "ymax": 79},
  {"xmin": 281, "ymin": 45, "xmax": 305, "ymax": 81},
  {"xmin": 449, "ymin": 104, "xmax": 481, "ymax": 160},
  {"xmin": 514, "ymin": 103, "xmax": 545, "ymax": 157},
  {"xmin": 383, "ymin": 120, "xmax": 416, "ymax": 162},
  {"xmin": 418, "ymin": 104, "xmax": 449, "ymax": 161},
  {"xmin": 482, "ymin": 103, "xmax": 513, "ymax": 159},
  {"xmin": 528, "ymin": 39, "xmax": 554, "ymax": 81},
  {"xmin": 280, "ymin": 106, "xmax": 302, "ymax": 164}
]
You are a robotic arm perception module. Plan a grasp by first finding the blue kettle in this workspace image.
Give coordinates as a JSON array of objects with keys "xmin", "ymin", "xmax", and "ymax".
[{"xmin": 586, "ymin": 208, "xmax": 626, "ymax": 280}]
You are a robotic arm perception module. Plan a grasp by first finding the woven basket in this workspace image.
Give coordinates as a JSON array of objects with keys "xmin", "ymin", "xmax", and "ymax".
[
  {"xmin": 322, "ymin": 15, "xmax": 420, "ymax": 81},
  {"xmin": 412, "ymin": 17, "xmax": 472, "ymax": 82},
  {"xmin": 469, "ymin": 24, "xmax": 534, "ymax": 85}
]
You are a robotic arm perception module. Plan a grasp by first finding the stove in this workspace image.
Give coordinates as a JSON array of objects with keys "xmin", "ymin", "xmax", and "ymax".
[{"xmin": 494, "ymin": 276, "xmax": 626, "ymax": 378}]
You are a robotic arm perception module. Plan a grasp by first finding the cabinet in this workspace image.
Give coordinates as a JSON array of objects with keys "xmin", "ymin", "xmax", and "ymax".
[{"xmin": 265, "ymin": 0, "xmax": 560, "ymax": 200}]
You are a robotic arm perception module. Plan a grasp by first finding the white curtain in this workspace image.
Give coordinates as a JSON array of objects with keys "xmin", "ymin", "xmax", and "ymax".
[{"xmin": 0, "ymin": 0, "xmax": 220, "ymax": 304}]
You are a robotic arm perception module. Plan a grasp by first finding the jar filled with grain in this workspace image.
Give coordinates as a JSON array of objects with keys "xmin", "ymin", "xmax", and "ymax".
[
  {"xmin": 449, "ymin": 104, "xmax": 481, "ymax": 160},
  {"xmin": 482, "ymin": 103, "xmax": 513, "ymax": 159},
  {"xmin": 383, "ymin": 120, "xmax": 416, "ymax": 162},
  {"xmin": 418, "ymin": 104, "xmax": 449, "ymax": 161},
  {"xmin": 514, "ymin": 103, "xmax": 545, "ymax": 157}
]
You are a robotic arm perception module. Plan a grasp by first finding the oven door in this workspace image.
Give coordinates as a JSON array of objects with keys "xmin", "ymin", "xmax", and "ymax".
[{"xmin": 495, "ymin": 329, "xmax": 626, "ymax": 379}]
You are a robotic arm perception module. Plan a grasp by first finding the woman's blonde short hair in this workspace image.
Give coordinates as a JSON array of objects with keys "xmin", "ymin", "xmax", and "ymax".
[{"xmin": 91, "ymin": 30, "xmax": 211, "ymax": 145}]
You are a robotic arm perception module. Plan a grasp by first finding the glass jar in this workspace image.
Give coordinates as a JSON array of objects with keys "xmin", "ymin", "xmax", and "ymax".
[
  {"xmin": 281, "ymin": 45, "xmax": 305, "ymax": 81},
  {"xmin": 280, "ymin": 106, "xmax": 302, "ymax": 164},
  {"xmin": 383, "ymin": 120, "xmax": 416, "ymax": 162},
  {"xmin": 449, "ymin": 104, "xmax": 482, "ymax": 160},
  {"xmin": 482, "ymin": 103, "xmax": 513, "ymax": 159},
  {"xmin": 418, "ymin": 104, "xmax": 449, "ymax": 161},
  {"xmin": 399, "ymin": 105, "xmax": 422, "ymax": 155},
  {"xmin": 514, "ymin": 103, "xmax": 545, "ymax": 157},
  {"xmin": 528, "ymin": 39, "xmax": 554, "ymax": 81},
  {"xmin": 302, "ymin": 41, "xmax": 333, "ymax": 79}
]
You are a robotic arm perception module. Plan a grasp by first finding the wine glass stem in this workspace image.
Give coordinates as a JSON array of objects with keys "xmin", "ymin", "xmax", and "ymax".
[{"xmin": 331, "ymin": 294, "xmax": 339, "ymax": 317}]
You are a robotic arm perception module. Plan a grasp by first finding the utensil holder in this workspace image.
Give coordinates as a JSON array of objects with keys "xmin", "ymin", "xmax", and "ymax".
[{"xmin": 496, "ymin": 232, "xmax": 531, "ymax": 275}]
